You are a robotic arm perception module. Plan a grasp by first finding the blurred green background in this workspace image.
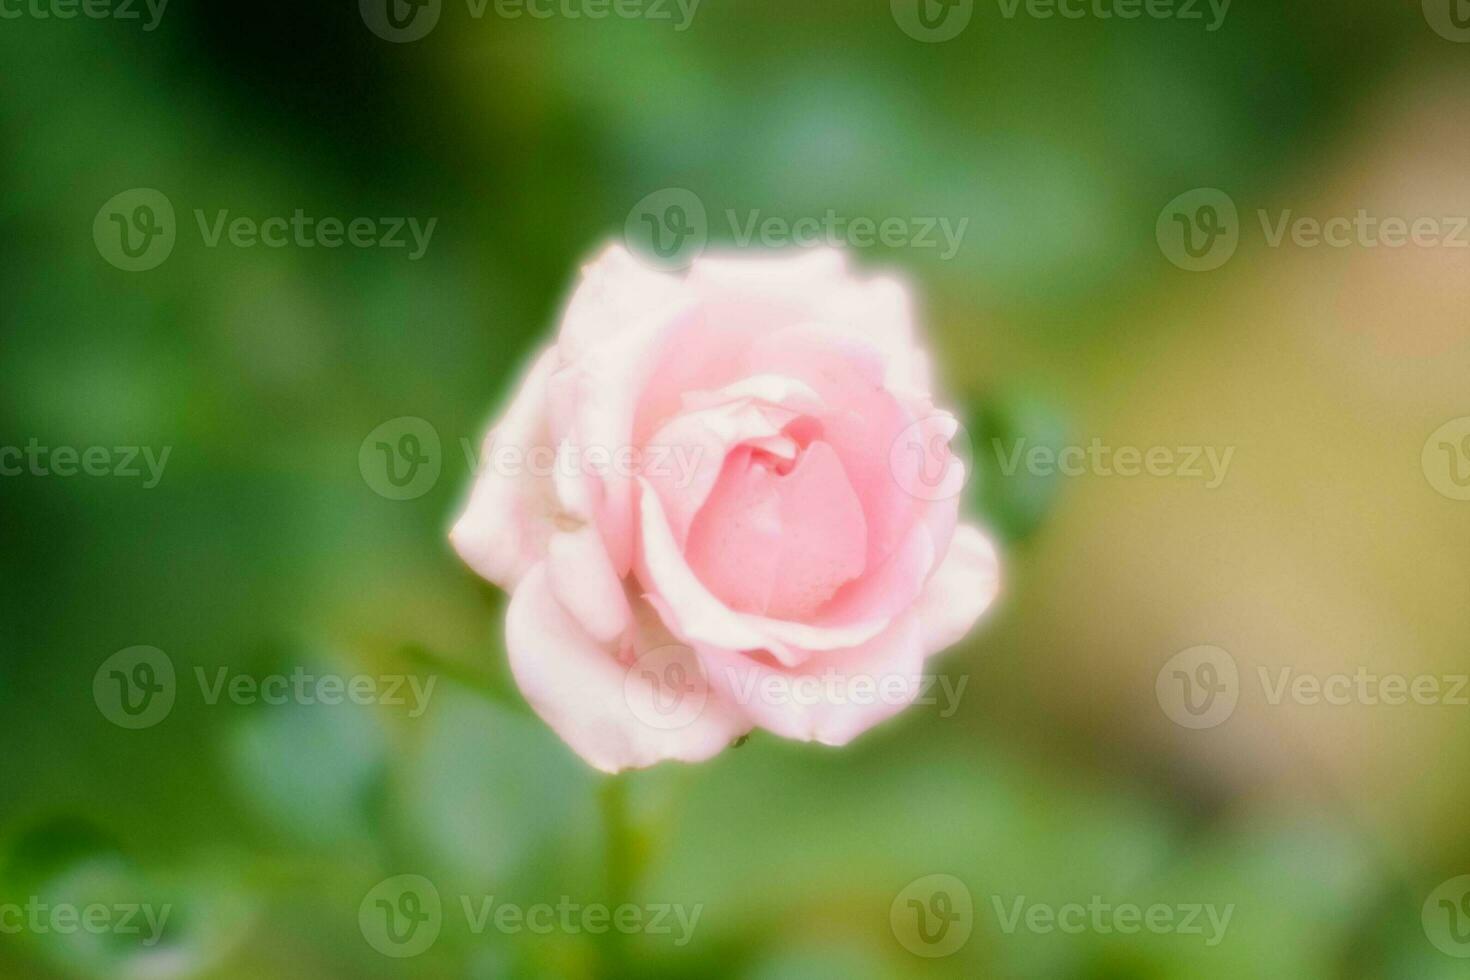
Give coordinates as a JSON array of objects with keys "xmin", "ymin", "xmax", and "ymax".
[{"xmin": 4, "ymin": 0, "xmax": 1470, "ymax": 976}]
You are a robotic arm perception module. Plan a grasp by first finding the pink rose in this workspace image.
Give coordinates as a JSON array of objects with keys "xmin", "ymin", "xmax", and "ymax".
[{"xmin": 451, "ymin": 246, "xmax": 1000, "ymax": 772}]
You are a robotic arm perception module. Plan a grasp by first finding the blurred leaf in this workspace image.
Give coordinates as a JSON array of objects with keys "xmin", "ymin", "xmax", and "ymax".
[
  {"xmin": 1, "ymin": 818, "xmax": 256, "ymax": 980},
  {"xmin": 968, "ymin": 392, "xmax": 1069, "ymax": 544},
  {"xmin": 390, "ymin": 682, "xmax": 599, "ymax": 894},
  {"xmin": 223, "ymin": 655, "xmax": 390, "ymax": 850}
]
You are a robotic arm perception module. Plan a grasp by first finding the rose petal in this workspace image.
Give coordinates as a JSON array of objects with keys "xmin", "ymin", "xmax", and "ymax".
[
  {"xmin": 685, "ymin": 441, "xmax": 868, "ymax": 621},
  {"xmin": 635, "ymin": 478, "xmax": 781, "ymax": 655},
  {"xmin": 636, "ymin": 479, "xmax": 892, "ymax": 664},
  {"xmin": 914, "ymin": 524, "xmax": 1001, "ymax": 655},
  {"xmin": 547, "ymin": 524, "xmax": 632, "ymax": 644},
  {"xmin": 558, "ymin": 244, "xmax": 686, "ymax": 360},
  {"xmin": 450, "ymin": 346, "xmax": 562, "ymax": 590},
  {"xmin": 642, "ymin": 400, "xmax": 798, "ymax": 545},
  {"xmin": 506, "ymin": 564, "xmax": 750, "ymax": 773},
  {"xmin": 699, "ymin": 612, "xmax": 925, "ymax": 746}
]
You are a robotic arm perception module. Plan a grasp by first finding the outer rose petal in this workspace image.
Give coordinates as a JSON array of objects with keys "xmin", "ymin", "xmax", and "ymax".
[
  {"xmin": 506, "ymin": 564, "xmax": 751, "ymax": 774},
  {"xmin": 546, "ymin": 524, "xmax": 631, "ymax": 644},
  {"xmin": 914, "ymin": 524, "xmax": 1001, "ymax": 655},
  {"xmin": 690, "ymin": 249, "xmax": 928, "ymax": 394},
  {"xmin": 698, "ymin": 613, "xmax": 925, "ymax": 746},
  {"xmin": 688, "ymin": 248, "xmax": 849, "ymax": 306},
  {"xmin": 553, "ymin": 306, "xmax": 691, "ymax": 576},
  {"xmin": 811, "ymin": 273, "xmax": 931, "ymax": 397},
  {"xmin": 558, "ymin": 244, "xmax": 687, "ymax": 359},
  {"xmin": 450, "ymin": 347, "xmax": 561, "ymax": 590}
]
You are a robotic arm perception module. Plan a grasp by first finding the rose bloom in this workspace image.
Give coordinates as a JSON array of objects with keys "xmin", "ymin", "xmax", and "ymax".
[{"xmin": 451, "ymin": 246, "xmax": 999, "ymax": 772}]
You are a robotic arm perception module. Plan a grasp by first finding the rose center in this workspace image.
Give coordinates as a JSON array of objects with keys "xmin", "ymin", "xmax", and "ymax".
[{"xmin": 683, "ymin": 433, "xmax": 868, "ymax": 622}]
